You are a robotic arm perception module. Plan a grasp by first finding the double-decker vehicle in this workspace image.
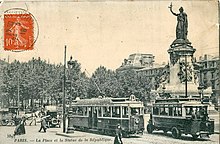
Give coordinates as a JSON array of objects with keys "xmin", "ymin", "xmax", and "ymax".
[
  {"xmin": 67, "ymin": 95, "xmax": 144, "ymax": 137},
  {"xmin": 147, "ymin": 98, "xmax": 214, "ymax": 139}
]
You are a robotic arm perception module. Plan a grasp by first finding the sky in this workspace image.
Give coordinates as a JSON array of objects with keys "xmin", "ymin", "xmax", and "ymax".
[{"xmin": 0, "ymin": 0, "xmax": 219, "ymax": 74}]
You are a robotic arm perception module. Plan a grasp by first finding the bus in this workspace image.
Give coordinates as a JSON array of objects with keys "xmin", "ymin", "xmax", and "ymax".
[
  {"xmin": 67, "ymin": 95, "xmax": 144, "ymax": 137},
  {"xmin": 147, "ymin": 98, "xmax": 214, "ymax": 139}
]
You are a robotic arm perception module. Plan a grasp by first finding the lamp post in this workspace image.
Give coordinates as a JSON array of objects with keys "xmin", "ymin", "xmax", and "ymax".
[
  {"xmin": 63, "ymin": 46, "xmax": 67, "ymax": 133},
  {"xmin": 67, "ymin": 56, "xmax": 75, "ymax": 108}
]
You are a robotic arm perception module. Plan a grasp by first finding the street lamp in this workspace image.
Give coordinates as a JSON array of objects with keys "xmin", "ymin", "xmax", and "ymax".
[
  {"xmin": 67, "ymin": 56, "xmax": 75, "ymax": 108},
  {"xmin": 63, "ymin": 46, "xmax": 75, "ymax": 133},
  {"xmin": 66, "ymin": 56, "xmax": 75, "ymax": 133},
  {"xmin": 63, "ymin": 46, "xmax": 67, "ymax": 133}
]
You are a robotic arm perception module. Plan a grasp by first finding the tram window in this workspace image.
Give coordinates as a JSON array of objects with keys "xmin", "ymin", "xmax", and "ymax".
[
  {"xmin": 122, "ymin": 107, "xmax": 128, "ymax": 118},
  {"xmin": 98, "ymin": 107, "xmax": 102, "ymax": 117},
  {"xmin": 103, "ymin": 107, "xmax": 111, "ymax": 117},
  {"xmin": 83, "ymin": 107, "xmax": 87, "ymax": 116},
  {"xmin": 112, "ymin": 106, "xmax": 121, "ymax": 118},
  {"xmin": 72, "ymin": 107, "xmax": 77, "ymax": 115},
  {"xmin": 140, "ymin": 107, "xmax": 144, "ymax": 115},
  {"xmin": 131, "ymin": 108, "xmax": 140, "ymax": 115},
  {"xmin": 77, "ymin": 107, "xmax": 83, "ymax": 116}
]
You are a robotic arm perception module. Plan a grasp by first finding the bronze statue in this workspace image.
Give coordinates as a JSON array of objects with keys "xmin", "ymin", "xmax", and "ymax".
[{"xmin": 169, "ymin": 3, "xmax": 188, "ymax": 40}]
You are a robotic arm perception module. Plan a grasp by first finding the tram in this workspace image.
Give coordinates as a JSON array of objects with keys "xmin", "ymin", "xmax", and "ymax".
[
  {"xmin": 67, "ymin": 95, "xmax": 144, "ymax": 137},
  {"xmin": 147, "ymin": 98, "xmax": 214, "ymax": 139}
]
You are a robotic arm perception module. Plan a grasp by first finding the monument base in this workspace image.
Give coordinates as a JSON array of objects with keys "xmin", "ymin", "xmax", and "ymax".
[{"xmin": 162, "ymin": 82, "xmax": 212, "ymax": 98}]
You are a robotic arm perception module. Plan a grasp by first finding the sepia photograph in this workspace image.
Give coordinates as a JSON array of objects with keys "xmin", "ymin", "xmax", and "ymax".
[{"xmin": 0, "ymin": 0, "xmax": 219, "ymax": 144}]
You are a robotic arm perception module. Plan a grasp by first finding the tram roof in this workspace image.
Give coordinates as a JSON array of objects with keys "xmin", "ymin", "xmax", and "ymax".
[
  {"xmin": 155, "ymin": 98, "xmax": 202, "ymax": 104},
  {"xmin": 72, "ymin": 97, "xmax": 142, "ymax": 106}
]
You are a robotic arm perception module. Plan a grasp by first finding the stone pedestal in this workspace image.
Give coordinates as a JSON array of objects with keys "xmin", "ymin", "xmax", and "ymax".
[{"xmin": 160, "ymin": 39, "xmax": 212, "ymax": 98}]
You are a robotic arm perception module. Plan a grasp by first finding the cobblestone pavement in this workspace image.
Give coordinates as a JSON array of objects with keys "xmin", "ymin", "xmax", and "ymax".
[{"xmin": 0, "ymin": 124, "xmax": 219, "ymax": 144}]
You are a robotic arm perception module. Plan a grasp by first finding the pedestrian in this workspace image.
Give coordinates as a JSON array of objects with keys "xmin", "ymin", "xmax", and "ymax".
[
  {"xmin": 14, "ymin": 116, "xmax": 26, "ymax": 136},
  {"xmin": 38, "ymin": 116, "xmax": 49, "ymax": 133},
  {"xmin": 29, "ymin": 112, "xmax": 37, "ymax": 126},
  {"xmin": 114, "ymin": 124, "xmax": 123, "ymax": 144}
]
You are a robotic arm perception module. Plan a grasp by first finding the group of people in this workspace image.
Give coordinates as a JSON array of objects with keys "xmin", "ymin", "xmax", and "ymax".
[
  {"xmin": 12, "ymin": 111, "xmax": 123, "ymax": 144},
  {"xmin": 13, "ymin": 112, "xmax": 50, "ymax": 136}
]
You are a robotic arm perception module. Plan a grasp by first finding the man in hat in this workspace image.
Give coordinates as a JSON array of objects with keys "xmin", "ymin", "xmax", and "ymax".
[
  {"xmin": 114, "ymin": 124, "xmax": 123, "ymax": 144},
  {"xmin": 38, "ymin": 115, "xmax": 49, "ymax": 133}
]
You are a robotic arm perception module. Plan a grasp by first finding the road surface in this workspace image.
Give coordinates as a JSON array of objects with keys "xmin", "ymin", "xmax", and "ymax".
[{"xmin": 0, "ymin": 124, "xmax": 218, "ymax": 144}]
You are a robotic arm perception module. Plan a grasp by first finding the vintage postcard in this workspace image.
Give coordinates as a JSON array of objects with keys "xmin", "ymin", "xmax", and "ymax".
[{"xmin": 0, "ymin": 0, "xmax": 219, "ymax": 144}]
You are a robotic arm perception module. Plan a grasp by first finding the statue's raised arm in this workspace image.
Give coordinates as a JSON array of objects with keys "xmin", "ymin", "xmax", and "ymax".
[
  {"xmin": 169, "ymin": 3, "xmax": 178, "ymax": 16},
  {"xmin": 169, "ymin": 3, "xmax": 188, "ymax": 40}
]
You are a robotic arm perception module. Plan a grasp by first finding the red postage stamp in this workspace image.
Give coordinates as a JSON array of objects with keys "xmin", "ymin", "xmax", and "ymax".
[{"xmin": 4, "ymin": 14, "xmax": 34, "ymax": 51}]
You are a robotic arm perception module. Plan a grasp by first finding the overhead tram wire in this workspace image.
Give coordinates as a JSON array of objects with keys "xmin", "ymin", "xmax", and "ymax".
[{"xmin": 84, "ymin": 69, "xmax": 104, "ymax": 96}]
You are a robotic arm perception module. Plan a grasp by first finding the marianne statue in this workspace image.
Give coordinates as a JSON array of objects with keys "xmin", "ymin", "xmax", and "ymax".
[{"xmin": 169, "ymin": 3, "xmax": 188, "ymax": 40}]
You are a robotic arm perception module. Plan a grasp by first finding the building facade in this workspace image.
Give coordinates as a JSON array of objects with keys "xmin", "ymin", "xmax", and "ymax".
[
  {"xmin": 117, "ymin": 53, "xmax": 155, "ymax": 71},
  {"xmin": 197, "ymin": 54, "xmax": 219, "ymax": 99},
  {"xmin": 117, "ymin": 53, "xmax": 219, "ymax": 100},
  {"xmin": 117, "ymin": 53, "xmax": 169, "ymax": 91}
]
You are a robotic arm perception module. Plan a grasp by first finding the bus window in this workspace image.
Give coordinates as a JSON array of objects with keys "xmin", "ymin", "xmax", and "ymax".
[
  {"xmin": 173, "ymin": 105, "xmax": 182, "ymax": 116},
  {"xmin": 122, "ymin": 107, "xmax": 128, "ymax": 118},
  {"xmin": 177, "ymin": 106, "xmax": 182, "ymax": 116},
  {"xmin": 168, "ymin": 107, "xmax": 173, "ymax": 116},
  {"xmin": 185, "ymin": 107, "xmax": 193, "ymax": 116},
  {"xmin": 103, "ymin": 107, "xmax": 111, "ymax": 117},
  {"xmin": 160, "ymin": 107, "xmax": 168, "ymax": 116},
  {"xmin": 153, "ymin": 107, "xmax": 159, "ymax": 115},
  {"xmin": 193, "ymin": 106, "xmax": 207, "ymax": 120},
  {"xmin": 199, "ymin": 106, "xmax": 208, "ymax": 120},
  {"xmin": 185, "ymin": 106, "xmax": 208, "ymax": 120},
  {"xmin": 112, "ymin": 106, "xmax": 121, "ymax": 118}
]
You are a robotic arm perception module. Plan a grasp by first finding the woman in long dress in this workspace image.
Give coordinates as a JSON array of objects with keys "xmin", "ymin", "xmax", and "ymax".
[{"xmin": 14, "ymin": 116, "xmax": 26, "ymax": 135}]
